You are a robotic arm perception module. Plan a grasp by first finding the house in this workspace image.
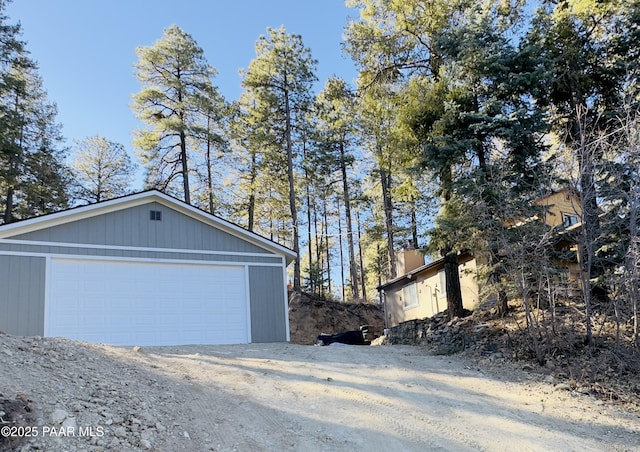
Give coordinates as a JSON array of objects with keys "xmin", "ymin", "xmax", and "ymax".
[
  {"xmin": 533, "ymin": 188, "xmax": 581, "ymax": 229},
  {"xmin": 533, "ymin": 188, "xmax": 583, "ymax": 291},
  {"xmin": 0, "ymin": 190, "xmax": 296, "ymax": 346},
  {"xmin": 377, "ymin": 248, "xmax": 479, "ymax": 328},
  {"xmin": 378, "ymin": 189, "xmax": 583, "ymax": 328}
]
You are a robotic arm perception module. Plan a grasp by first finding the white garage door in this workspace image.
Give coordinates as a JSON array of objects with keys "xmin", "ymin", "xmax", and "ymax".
[{"xmin": 46, "ymin": 258, "xmax": 249, "ymax": 346}]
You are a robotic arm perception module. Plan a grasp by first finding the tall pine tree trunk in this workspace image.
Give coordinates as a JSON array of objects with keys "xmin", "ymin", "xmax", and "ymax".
[
  {"xmin": 380, "ymin": 166, "xmax": 396, "ymax": 279},
  {"xmin": 247, "ymin": 151, "xmax": 257, "ymax": 231},
  {"xmin": 179, "ymin": 130, "xmax": 190, "ymax": 204},
  {"xmin": 411, "ymin": 204, "xmax": 418, "ymax": 248},
  {"xmin": 441, "ymin": 167, "xmax": 465, "ymax": 319},
  {"xmin": 4, "ymin": 185, "xmax": 14, "ymax": 224},
  {"xmin": 357, "ymin": 209, "xmax": 367, "ymax": 302},
  {"xmin": 443, "ymin": 246, "xmax": 464, "ymax": 318},
  {"xmin": 283, "ymin": 80, "xmax": 300, "ymax": 291},
  {"xmin": 314, "ymin": 195, "xmax": 322, "ymax": 295},
  {"xmin": 304, "ymin": 142, "xmax": 314, "ymax": 293},
  {"xmin": 176, "ymin": 87, "xmax": 191, "ymax": 205},
  {"xmin": 337, "ymin": 197, "xmax": 346, "ymax": 301},
  {"xmin": 323, "ymin": 197, "xmax": 331, "ymax": 295},
  {"xmin": 205, "ymin": 116, "xmax": 215, "ymax": 214},
  {"xmin": 340, "ymin": 143, "xmax": 359, "ymax": 299}
]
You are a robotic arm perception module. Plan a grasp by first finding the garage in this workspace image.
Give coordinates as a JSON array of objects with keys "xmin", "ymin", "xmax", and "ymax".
[
  {"xmin": 0, "ymin": 190, "xmax": 296, "ymax": 345},
  {"xmin": 47, "ymin": 258, "xmax": 248, "ymax": 346}
]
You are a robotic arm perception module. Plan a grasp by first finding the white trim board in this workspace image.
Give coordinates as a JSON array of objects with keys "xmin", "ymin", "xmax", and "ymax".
[
  {"xmin": 0, "ymin": 250, "xmax": 285, "ymax": 267},
  {"xmin": 0, "ymin": 238, "xmax": 280, "ymax": 259}
]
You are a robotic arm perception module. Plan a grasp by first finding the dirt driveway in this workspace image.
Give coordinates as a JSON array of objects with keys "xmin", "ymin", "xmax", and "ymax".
[
  {"xmin": 2, "ymin": 337, "xmax": 639, "ymax": 451},
  {"xmin": 114, "ymin": 343, "xmax": 640, "ymax": 451}
]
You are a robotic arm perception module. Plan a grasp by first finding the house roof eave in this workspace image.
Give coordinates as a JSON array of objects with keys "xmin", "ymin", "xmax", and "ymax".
[{"xmin": 0, "ymin": 190, "xmax": 298, "ymax": 263}]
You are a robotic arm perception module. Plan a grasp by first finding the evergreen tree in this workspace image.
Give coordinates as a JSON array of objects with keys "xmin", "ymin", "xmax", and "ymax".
[
  {"xmin": 17, "ymin": 97, "xmax": 69, "ymax": 218},
  {"xmin": 70, "ymin": 136, "xmax": 136, "ymax": 203},
  {"xmin": 132, "ymin": 25, "xmax": 221, "ymax": 204},
  {"xmin": 0, "ymin": 1, "xmax": 26, "ymax": 223},
  {"xmin": 240, "ymin": 26, "xmax": 317, "ymax": 291},
  {"xmin": 528, "ymin": 2, "xmax": 640, "ymax": 255},
  {"xmin": 527, "ymin": 0, "xmax": 640, "ymax": 342},
  {"xmin": 313, "ymin": 77, "xmax": 361, "ymax": 299},
  {"xmin": 346, "ymin": 0, "xmax": 549, "ymax": 318},
  {"xmin": 189, "ymin": 82, "xmax": 229, "ymax": 214},
  {"xmin": 1, "ymin": 46, "xmax": 69, "ymax": 223}
]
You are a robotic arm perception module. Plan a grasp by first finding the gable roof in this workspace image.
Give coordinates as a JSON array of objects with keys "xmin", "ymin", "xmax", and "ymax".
[
  {"xmin": 533, "ymin": 187, "xmax": 581, "ymax": 204},
  {"xmin": 377, "ymin": 251, "xmax": 474, "ymax": 292},
  {"xmin": 0, "ymin": 190, "xmax": 297, "ymax": 264}
]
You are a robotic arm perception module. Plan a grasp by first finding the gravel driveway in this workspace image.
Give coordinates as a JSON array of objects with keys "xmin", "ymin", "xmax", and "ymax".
[{"xmin": 2, "ymin": 336, "xmax": 639, "ymax": 451}]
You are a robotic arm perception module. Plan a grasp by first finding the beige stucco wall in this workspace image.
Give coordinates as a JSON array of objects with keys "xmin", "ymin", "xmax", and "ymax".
[
  {"xmin": 536, "ymin": 190, "xmax": 582, "ymax": 228},
  {"xmin": 384, "ymin": 258, "xmax": 479, "ymax": 328}
]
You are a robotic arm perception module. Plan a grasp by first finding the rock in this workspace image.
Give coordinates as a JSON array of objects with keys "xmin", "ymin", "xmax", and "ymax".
[
  {"xmin": 140, "ymin": 438, "xmax": 153, "ymax": 449},
  {"xmin": 132, "ymin": 346, "xmax": 144, "ymax": 353},
  {"xmin": 112, "ymin": 416, "xmax": 124, "ymax": 425},
  {"xmin": 50, "ymin": 409, "xmax": 68, "ymax": 425},
  {"xmin": 140, "ymin": 429, "xmax": 155, "ymax": 441},
  {"xmin": 183, "ymin": 431, "xmax": 191, "ymax": 440},
  {"xmin": 114, "ymin": 426, "xmax": 127, "ymax": 438},
  {"xmin": 62, "ymin": 416, "xmax": 77, "ymax": 430},
  {"xmin": 555, "ymin": 383, "xmax": 572, "ymax": 391}
]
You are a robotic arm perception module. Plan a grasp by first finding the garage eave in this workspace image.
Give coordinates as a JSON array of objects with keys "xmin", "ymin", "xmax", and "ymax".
[{"xmin": 0, "ymin": 190, "xmax": 297, "ymax": 263}]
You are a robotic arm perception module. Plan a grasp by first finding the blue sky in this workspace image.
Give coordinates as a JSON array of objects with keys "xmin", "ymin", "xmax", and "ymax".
[{"xmin": 7, "ymin": 1, "xmax": 359, "ymax": 181}]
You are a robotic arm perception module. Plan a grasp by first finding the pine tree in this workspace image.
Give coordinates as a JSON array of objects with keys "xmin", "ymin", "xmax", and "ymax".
[
  {"xmin": 132, "ymin": 25, "xmax": 221, "ymax": 204},
  {"xmin": 70, "ymin": 136, "xmax": 136, "ymax": 203},
  {"xmin": 189, "ymin": 82, "xmax": 229, "ymax": 214},
  {"xmin": 240, "ymin": 27, "xmax": 317, "ymax": 291},
  {"xmin": 313, "ymin": 77, "xmax": 361, "ymax": 299},
  {"xmin": 1, "ymin": 45, "xmax": 69, "ymax": 223},
  {"xmin": 346, "ymin": 0, "xmax": 549, "ymax": 318},
  {"xmin": 527, "ymin": 0, "xmax": 640, "ymax": 343}
]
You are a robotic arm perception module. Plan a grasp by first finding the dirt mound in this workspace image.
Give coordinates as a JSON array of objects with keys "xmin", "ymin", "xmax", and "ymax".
[{"xmin": 288, "ymin": 292, "xmax": 385, "ymax": 345}]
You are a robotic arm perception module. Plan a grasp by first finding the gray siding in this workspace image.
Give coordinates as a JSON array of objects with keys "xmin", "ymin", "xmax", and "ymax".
[
  {"xmin": 249, "ymin": 266, "xmax": 287, "ymax": 342},
  {"xmin": 0, "ymin": 196, "xmax": 292, "ymax": 343},
  {"xmin": 0, "ymin": 242, "xmax": 281, "ymax": 265},
  {"xmin": 0, "ymin": 255, "xmax": 45, "ymax": 335},
  {"xmin": 11, "ymin": 202, "xmax": 271, "ymax": 255}
]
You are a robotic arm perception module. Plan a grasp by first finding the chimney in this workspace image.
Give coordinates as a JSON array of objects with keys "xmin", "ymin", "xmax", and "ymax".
[{"xmin": 396, "ymin": 242, "xmax": 425, "ymax": 276}]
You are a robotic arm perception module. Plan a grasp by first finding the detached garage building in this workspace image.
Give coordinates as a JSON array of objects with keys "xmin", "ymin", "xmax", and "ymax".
[{"xmin": 0, "ymin": 190, "xmax": 296, "ymax": 346}]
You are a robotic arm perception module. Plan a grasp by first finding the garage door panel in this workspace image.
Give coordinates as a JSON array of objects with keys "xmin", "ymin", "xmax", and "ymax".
[{"xmin": 47, "ymin": 258, "xmax": 248, "ymax": 346}]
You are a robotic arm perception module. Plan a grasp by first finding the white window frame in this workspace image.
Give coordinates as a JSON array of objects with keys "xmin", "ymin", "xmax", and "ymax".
[
  {"xmin": 402, "ymin": 283, "xmax": 419, "ymax": 310},
  {"xmin": 437, "ymin": 270, "xmax": 447, "ymax": 300},
  {"xmin": 562, "ymin": 212, "xmax": 579, "ymax": 227}
]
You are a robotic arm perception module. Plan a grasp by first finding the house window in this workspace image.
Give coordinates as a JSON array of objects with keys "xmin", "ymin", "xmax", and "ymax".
[
  {"xmin": 437, "ymin": 270, "xmax": 447, "ymax": 300},
  {"xmin": 402, "ymin": 283, "xmax": 419, "ymax": 309},
  {"xmin": 150, "ymin": 210, "xmax": 162, "ymax": 221},
  {"xmin": 562, "ymin": 213, "xmax": 579, "ymax": 227}
]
